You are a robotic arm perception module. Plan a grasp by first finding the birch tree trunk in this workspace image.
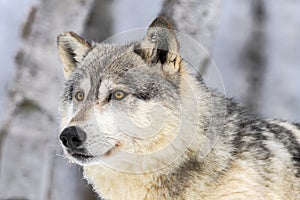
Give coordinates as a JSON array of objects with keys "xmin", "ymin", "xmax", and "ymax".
[
  {"xmin": 0, "ymin": 0, "xmax": 98, "ymax": 199},
  {"xmin": 213, "ymin": 0, "xmax": 300, "ymax": 121}
]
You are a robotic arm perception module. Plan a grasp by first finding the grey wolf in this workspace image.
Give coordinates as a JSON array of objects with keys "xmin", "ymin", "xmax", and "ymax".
[{"xmin": 57, "ymin": 17, "xmax": 300, "ymax": 199}]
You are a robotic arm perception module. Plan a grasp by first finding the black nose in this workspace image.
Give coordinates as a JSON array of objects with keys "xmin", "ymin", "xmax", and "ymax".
[{"xmin": 59, "ymin": 126, "xmax": 87, "ymax": 150}]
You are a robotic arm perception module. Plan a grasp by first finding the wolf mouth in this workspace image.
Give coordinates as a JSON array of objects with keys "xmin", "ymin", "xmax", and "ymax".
[
  {"xmin": 70, "ymin": 151, "xmax": 94, "ymax": 160},
  {"xmin": 69, "ymin": 142, "xmax": 121, "ymax": 161}
]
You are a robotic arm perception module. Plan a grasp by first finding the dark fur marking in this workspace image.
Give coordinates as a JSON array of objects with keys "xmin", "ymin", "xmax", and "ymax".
[
  {"xmin": 64, "ymin": 45, "xmax": 79, "ymax": 66},
  {"xmin": 69, "ymin": 84, "xmax": 74, "ymax": 101},
  {"xmin": 133, "ymin": 44, "xmax": 169, "ymax": 65},
  {"xmin": 228, "ymin": 112, "xmax": 279, "ymax": 185},
  {"xmin": 153, "ymin": 31, "xmax": 169, "ymax": 65},
  {"xmin": 133, "ymin": 93, "xmax": 152, "ymax": 101},
  {"xmin": 164, "ymin": 155, "xmax": 203, "ymax": 198},
  {"xmin": 265, "ymin": 122, "xmax": 300, "ymax": 177},
  {"xmin": 133, "ymin": 44, "xmax": 147, "ymax": 61},
  {"xmin": 226, "ymin": 99, "xmax": 241, "ymax": 116},
  {"xmin": 292, "ymin": 122, "xmax": 300, "ymax": 130},
  {"xmin": 106, "ymin": 92, "xmax": 112, "ymax": 103},
  {"xmin": 156, "ymin": 49, "xmax": 168, "ymax": 64},
  {"xmin": 229, "ymin": 106, "xmax": 274, "ymax": 161},
  {"xmin": 132, "ymin": 84, "xmax": 159, "ymax": 101},
  {"xmin": 95, "ymin": 79, "xmax": 101, "ymax": 100},
  {"xmin": 63, "ymin": 82, "xmax": 74, "ymax": 102}
]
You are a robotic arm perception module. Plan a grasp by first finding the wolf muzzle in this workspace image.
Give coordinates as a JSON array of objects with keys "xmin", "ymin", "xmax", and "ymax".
[{"xmin": 60, "ymin": 126, "xmax": 87, "ymax": 151}]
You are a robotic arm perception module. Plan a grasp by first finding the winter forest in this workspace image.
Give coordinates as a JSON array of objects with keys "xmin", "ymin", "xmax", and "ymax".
[{"xmin": 0, "ymin": 0, "xmax": 300, "ymax": 199}]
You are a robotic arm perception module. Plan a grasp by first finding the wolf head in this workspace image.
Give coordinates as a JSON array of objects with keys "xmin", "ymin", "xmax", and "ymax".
[{"xmin": 57, "ymin": 17, "xmax": 209, "ymax": 172}]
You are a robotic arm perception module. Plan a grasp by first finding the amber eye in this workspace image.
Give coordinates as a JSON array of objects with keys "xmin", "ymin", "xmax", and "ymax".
[
  {"xmin": 75, "ymin": 91, "xmax": 85, "ymax": 101},
  {"xmin": 113, "ymin": 90, "xmax": 126, "ymax": 100}
]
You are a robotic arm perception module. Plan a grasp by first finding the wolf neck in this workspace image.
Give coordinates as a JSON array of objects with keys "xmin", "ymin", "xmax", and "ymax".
[{"xmin": 83, "ymin": 71, "xmax": 229, "ymax": 199}]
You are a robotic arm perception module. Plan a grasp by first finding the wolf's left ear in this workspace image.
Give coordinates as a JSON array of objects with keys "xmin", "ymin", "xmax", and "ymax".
[
  {"xmin": 57, "ymin": 32, "xmax": 91, "ymax": 79},
  {"xmin": 134, "ymin": 16, "xmax": 182, "ymax": 73}
]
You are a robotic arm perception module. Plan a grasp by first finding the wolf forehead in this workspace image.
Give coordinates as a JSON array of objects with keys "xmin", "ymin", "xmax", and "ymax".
[
  {"xmin": 63, "ymin": 42, "xmax": 180, "ymax": 101},
  {"xmin": 78, "ymin": 42, "xmax": 142, "ymax": 78},
  {"xmin": 58, "ymin": 17, "xmax": 183, "ymax": 103}
]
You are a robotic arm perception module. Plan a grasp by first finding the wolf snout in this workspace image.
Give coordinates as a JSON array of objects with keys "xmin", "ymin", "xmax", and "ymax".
[{"xmin": 59, "ymin": 126, "xmax": 87, "ymax": 151}]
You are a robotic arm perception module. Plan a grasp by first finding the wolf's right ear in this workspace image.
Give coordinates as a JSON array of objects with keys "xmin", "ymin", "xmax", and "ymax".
[{"xmin": 57, "ymin": 32, "xmax": 91, "ymax": 79}]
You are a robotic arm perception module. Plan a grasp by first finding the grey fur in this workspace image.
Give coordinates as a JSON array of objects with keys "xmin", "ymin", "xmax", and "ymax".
[{"xmin": 58, "ymin": 17, "xmax": 300, "ymax": 199}]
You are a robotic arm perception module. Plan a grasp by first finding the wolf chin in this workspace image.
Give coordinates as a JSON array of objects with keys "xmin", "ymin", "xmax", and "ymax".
[{"xmin": 57, "ymin": 17, "xmax": 300, "ymax": 199}]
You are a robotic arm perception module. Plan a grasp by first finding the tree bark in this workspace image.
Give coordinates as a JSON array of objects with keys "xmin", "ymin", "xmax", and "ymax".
[{"xmin": 239, "ymin": 0, "xmax": 267, "ymax": 113}]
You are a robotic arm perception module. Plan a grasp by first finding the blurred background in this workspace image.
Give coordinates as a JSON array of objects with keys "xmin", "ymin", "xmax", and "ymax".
[{"xmin": 0, "ymin": 0, "xmax": 299, "ymax": 199}]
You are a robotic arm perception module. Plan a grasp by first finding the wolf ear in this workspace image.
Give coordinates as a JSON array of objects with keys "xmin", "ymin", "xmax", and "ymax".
[
  {"xmin": 134, "ymin": 16, "xmax": 182, "ymax": 73},
  {"xmin": 57, "ymin": 32, "xmax": 91, "ymax": 79}
]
